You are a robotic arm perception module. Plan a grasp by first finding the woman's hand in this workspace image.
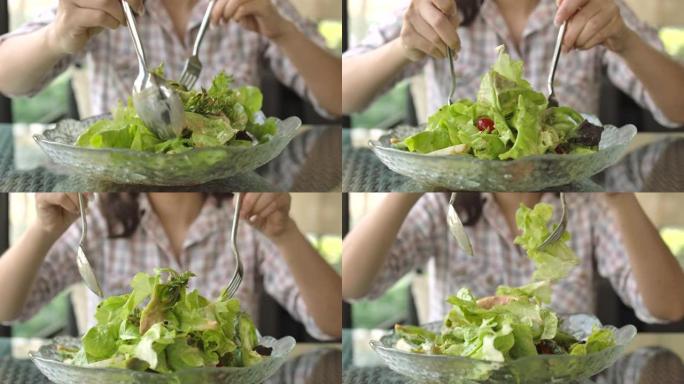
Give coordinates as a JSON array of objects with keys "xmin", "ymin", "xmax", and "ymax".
[
  {"xmin": 47, "ymin": 0, "xmax": 144, "ymax": 55},
  {"xmin": 400, "ymin": 0, "xmax": 461, "ymax": 61},
  {"xmin": 555, "ymin": 0, "xmax": 634, "ymax": 54},
  {"xmin": 211, "ymin": 0, "xmax": 295, "ymax": 42},
  {"xmin": 34, "ymin": 193, "xmax": 89, "ymax": 239},
  {"xmin": 237, "ymin": 193, "xmax": 296, "ymax": 243}
]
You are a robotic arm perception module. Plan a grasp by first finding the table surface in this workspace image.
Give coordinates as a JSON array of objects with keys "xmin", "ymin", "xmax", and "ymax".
[
  {"xmin": 0, "ymin": 337, "xmax": 341, "ymax": 384},
  {"xmin": 342, "ymin": 329, "xmax": 684, "ymax": 384},
  {"xmin": 343, "ymin": 129, "xmax": 684, "ymax": 192},
  {"xmin": 0, "ymin": 124, "xmax": 341, "ymax": 192}
]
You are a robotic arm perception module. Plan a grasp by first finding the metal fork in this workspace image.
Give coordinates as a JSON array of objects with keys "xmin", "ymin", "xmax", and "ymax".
[
  {"xmin": 447, "ymin": 193, "xmax": 474, "ymax": 256},
  {"xmin": 224, "ymin": 192, "xmax": 244, "ymax": 298},
  {"xmin": 538, "ymin": 193, "xmax": 568, "ymax": 251},
  {"xmin": 76, "ymin": 193, "xmax": 103, "ymax": 297},
  {"xmin": 446, "ymin": 47, "xmax": 457, "ymax": 106},
  {"xmin": 547, "ymin": 21, "xmax": 568, "ymax": 108},
  {"xmin": 179, "ymin": 0, "xmax": 217, "ymax": 89}
]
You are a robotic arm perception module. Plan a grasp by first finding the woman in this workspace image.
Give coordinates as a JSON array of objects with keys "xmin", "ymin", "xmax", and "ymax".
[
  {"xmin": 342, "ymin": 193, "xmax": 684, "ymax": 323},
  {"xmin": 0, "ymin": 0, "xmax": 341, "ymax": 116},
  {"xmin": 342, "ymin": 0, "xmax": 684, "ymax": 126},
  {"xmin": 0, "ymin": 193, "xmax": 342, "ymax": 340}
]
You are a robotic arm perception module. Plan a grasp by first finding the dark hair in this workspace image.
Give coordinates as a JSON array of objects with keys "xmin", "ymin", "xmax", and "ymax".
[
  {"xmin": 456, "ymin": 0, "xmax": 485, "ymax": 27},
  {"xmin": 446, "ymin": 192, "xmax": 560, "ymax": 226},
  {"xmin": 98, "ymin": 193, "xmax": 233, "ymax": 238}
]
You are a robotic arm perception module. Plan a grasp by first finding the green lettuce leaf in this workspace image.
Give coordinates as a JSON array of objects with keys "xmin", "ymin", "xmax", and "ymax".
[
  {"xmin": 541, "ymin": 107, "xmax": 584, "ymax": 145},
  {"xmin": 498, "ymin": 94, "xmax": 548, "ymax": 160},
  {"xmin": 508, "ymin": 323, "xmax": 538, "ymax": 359},
  {"xmin": 403, "ymin": 126, "xmax": 452, "ymax": 153},
  {"xmin": 514, "ymin": 203, "xmax": 579, "ymax": 281},
  {"xmin": 569, "ymin": 327, "xmax": 616, "ymax": 356},
  {"xmin": 392, "ymin": 201, "xmax": 613, "ymax": 364},
  {"xmin": 496, "ymin": 280, "xmax": 552, "ymax": 304},
  {"xmin": 402, "ymin": 45, "xmax": 589, "ymax": 159},
  {"xmin": 82, "ymin": 324, "xmax": 119, "ymax": 362},
  {"xmin": 74, "ymin": 268, "xmax": 264, "ymax": 372},
  {"xmin": 76, "ymin": 70, "xmax": 276, "ymax": 153}
]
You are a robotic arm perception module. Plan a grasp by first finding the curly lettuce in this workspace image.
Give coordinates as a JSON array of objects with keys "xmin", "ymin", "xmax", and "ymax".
[
  {"xmin": 400, "ymin": 45, "xmax": 602, "ymax": 159},
  {"xmin": 67, "ymin": 269, "xmax": 267, "ymax": 373},
  {"xmin": 514, "ymin": 203, "xmax": 580, "ymax": 281},
  {"xmin": 76, "ymin": 70, "xmax": 278, "ymax": 154},
  {"xmin": 393, "ymin": 202, "xmax": 615, "ymax": 363}
]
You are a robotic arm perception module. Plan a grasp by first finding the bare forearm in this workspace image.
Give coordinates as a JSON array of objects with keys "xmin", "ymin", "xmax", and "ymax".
[
  {"xmin": 618, "ymin": 29, "xmax": 684, "ymax": 124},
  {"xmin": 342, "ymin": 38, "xmax": 412, "ymax": 114},
  {"xmin": 272, "ymin": 220, "xmax": 342, "ymax": 338},
  {"xmin": 273, "ymin": 22, "xmax": 342, "ymax": 116},
  {"xmin": 342, "ymin": 193, "xmax": 422, "ymax": 300},
  {"xmin": 608, "ymin": 195, "xmax": 684, "ymax": 321},
  {"xmin": 0, "ymin": 223, "xmax": 58, "ymax": 321},
  {"xmin": 0, "ymin": 26, "xmax": 66, "ymax": 96}
]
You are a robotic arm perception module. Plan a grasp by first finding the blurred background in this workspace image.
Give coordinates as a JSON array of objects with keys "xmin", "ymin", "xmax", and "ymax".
[
  {"xmin": 343, "ymin": 0, "xmax": 684, "ymax": 131},
  {"xmin": 0, "ymin": 193, "xmax": 342, "ymax": 342},
  {"xmin": 341, "ymin": 193, "xmax": 684, "ymax": 332},
  {"xmin": 0, "ymin": 0, "xmax": 343, "ymax": 125}
]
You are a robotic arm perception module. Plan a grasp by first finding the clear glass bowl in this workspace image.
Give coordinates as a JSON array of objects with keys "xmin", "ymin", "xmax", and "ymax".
[
  {"xmin": 30, "ymin": 335, "xmax": 296, "ymax": 384},
  {"xmin": 34, "ymin": 115, "xmax": 302, "ymax": 186},
  {"xmin": 369, "ymin": 314, "xmax": 637, "ymax": 384},
  {"xmin": 369, "ymin": 119, "xmax": 637, "ymax": 191}
]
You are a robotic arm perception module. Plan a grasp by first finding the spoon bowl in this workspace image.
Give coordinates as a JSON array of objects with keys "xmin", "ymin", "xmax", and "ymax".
[
  {"xmin": 122, "ymin": 1, "xmax": 185, "ymax": 140},
  {"xmin": 447, "ymin": 192, "xmax": 474, "ymax": 256},
  {"xmin": 76, "ymin": 193, "xmax": 103, "ymax": 297},
  {"xmin": 132, "ymin": 73, "xmax": 185, "ymax": 140}
]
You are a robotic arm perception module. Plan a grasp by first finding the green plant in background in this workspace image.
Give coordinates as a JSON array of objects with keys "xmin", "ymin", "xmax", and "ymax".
[
  {"xmin": 660, "ymin": 27, "xmax": 684, "ymax": 59},
  {"xmin": 319, "ymin": 21, "xmax": 342, "ymax": 53},
  {"xmin": 12, "ymin": 291, "xmax": 69, "ymax": 338},
  {"xmin": 661, "ymin": 228, "xmax": 684, "ymax": 267},
  {"xmin": 311, "ymin": 235, "xmax": 342, "ymax": 270},
  {"xmin": 12, "ymin": 72, "xmax": 71, "ymax": 123},
  {"xmin": 351, "ymin": 82, "xmax": 410, "ymax": 128},
  {"xmin": 352, "ymin": 275, "xmax": 412, "ymax": 329}
]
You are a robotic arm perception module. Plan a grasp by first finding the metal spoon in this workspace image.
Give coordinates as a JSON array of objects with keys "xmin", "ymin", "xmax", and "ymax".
[
  {"xmin": 121, "ymin": 1, "xmax": 185, "ymax": 140},
  {"xmin": 443, "ymin": 49, "xmax": 473, "ymax": 255},
  {"xmin": 547, "ymin": 21, "xmax": 568, "ymax": 108},
  {"xmin": 76, "ymin": 193, "xmax": 103, "ymax": 297},
  {"xmin": 447, "ymin": 193, "xmax": 474, "ymax": 256}
]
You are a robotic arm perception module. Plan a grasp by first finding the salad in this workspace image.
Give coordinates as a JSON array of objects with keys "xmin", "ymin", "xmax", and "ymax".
[
  {"xmin": 396, "ymin": 46, "xmax": 604, "ymax": 160},
  {"xmin": 393, "ymin": 202, "xmax": 616, "ymax": 362},
  {"xmin": 58, "ymin": 269, "xmax": 269, "ymax": 373},
  {"xmin": 75, "ymin": 68, "xmax": 278, "ymax": 155}
]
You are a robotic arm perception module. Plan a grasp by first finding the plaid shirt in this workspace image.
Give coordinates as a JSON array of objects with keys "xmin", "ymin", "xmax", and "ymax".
[
  {"xmin": 17, "ymin": 194, "xmax": 332, "ymax": 340},
  {"xmin": 344, "ymin": 0, "xmax": 678, "ymax": 127},
  {"xmin": 366, "ymin": 193, "xmax": 665, "ymax": 324},
  {"xmin": 0, "ymin": 0, "xmax": 329, "ymax": 116}
]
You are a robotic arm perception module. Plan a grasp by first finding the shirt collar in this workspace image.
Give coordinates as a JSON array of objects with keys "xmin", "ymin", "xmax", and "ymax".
[
  {"xmin": 138, "ymin": 194, "xmax": 176, "ymax": 261},
  {"xmin": 142, "ymin": 0, "xmax": 213, "ymax": 44},
  {"xmin": 479, "ymin": 0, "xmax": 557, "ymax": 53},
  {"xmin": 524, "ymin": 0, "xmax": 558, "ymax": 37},
  {"xmin": 481, "ymin": 192, "xmax": 561, "ymax": 243},
  {"xmin": 184, "ymin": 195, "xmax": 224, "ymax": 248},
  {"xmin": 138, "ymin": 194, "xmax": 223, "ymax": 259}
]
